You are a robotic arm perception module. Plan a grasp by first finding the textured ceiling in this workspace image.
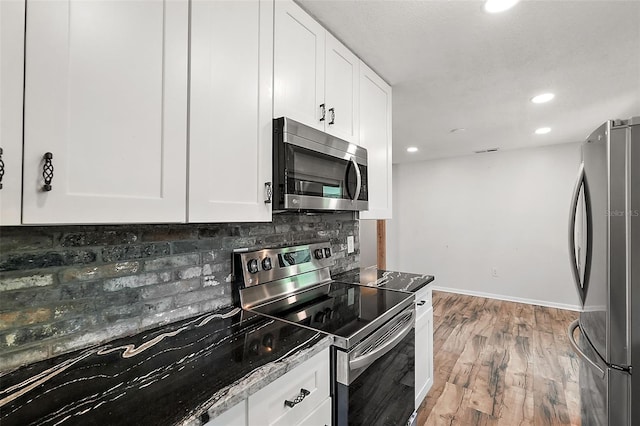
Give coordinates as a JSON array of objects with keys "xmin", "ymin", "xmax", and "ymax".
[{"xmin": 297, "ymin": 0, "xmax": 640, "ymax": 163}]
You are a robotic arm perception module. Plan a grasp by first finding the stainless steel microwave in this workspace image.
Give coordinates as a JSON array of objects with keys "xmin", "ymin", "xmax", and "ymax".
[{"xmin": 273, "ymin": 117, "xmax": 368, "ymax": 212}]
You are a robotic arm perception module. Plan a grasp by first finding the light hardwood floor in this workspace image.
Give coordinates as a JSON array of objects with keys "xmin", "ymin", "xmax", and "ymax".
[{"xmin": 417, "ymin": 291, "xmax": 580, "ymax": 426}]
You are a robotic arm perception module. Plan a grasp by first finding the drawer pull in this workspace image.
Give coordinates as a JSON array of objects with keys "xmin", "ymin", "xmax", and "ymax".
[
  {"xmin": 284, "ymin": 388, "xmax": 310, "ymax": 408},
  {"xmin": 0, "ymin": 147, "xmax": 4, "ymax": 190},
  {"xmin": 328, "ymin": 108, "xmax": 335, "ymax": 125},
  {"xmin": 417, "ymin": 300, "xmax": 426, "ymax": 306},
  {"xmin": 42, "ymin": 152, "xmax": 54, "ymax": 191}
]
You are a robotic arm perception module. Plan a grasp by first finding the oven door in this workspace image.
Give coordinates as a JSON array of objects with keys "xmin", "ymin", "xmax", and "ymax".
[
  {"xmin": 279, "ymin": 142, "xmax": 368, "ymax": 211},
  {"xmin": 333, "ymin": 308, "xmax": 416, "ymax": 426}
]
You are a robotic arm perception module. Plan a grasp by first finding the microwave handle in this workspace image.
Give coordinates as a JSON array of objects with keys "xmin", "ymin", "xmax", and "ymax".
[{"xmin": 350, "ymin": 157, "xmax": 362, "ymax": 202}]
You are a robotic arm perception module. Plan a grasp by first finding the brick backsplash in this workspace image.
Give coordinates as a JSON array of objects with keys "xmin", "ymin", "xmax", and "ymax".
[{"xmin": 0, "ymin": 212, "xmax": 360, "ymax": 372}]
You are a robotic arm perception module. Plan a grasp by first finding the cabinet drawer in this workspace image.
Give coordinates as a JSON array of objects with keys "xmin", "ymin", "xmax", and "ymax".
[
  {"xmin": 248, "ymin": 348, "xmax": 330, "ymax": 426},
  {"xmin": 204, "ymin": 400, "xmax": 247, "ymax": 426},
  {"xmin": 298, "ymin": 397, "xmax": 331, "ymax": 426},
  {"xmin": 415, "ymin": 287, "xmax": 432, "ymax": 321}
]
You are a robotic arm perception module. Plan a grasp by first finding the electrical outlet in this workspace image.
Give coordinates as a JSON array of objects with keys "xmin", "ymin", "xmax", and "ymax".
[
  {"xmin": 491, "ymin": 267, "xmax": 499, "ymax": 278},
  {"xmin": 347, "ymin": 235, "xmax": 355, "ymax": 253}
]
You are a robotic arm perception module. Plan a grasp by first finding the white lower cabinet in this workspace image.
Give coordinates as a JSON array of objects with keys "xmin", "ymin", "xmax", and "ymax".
[
  {"xmin": 415, "ymin": 288, "xmax": 434, "ymax": 409},
  {"xmin": 248, "ymin": 348, "xmax": 330, "ymax": 426},
  {"xmin": 208, "ymin": 348, "xmax": 331, "ymax": 426},
  {"xmin": 298, "ymin": 397, "xmax": 331, "ymax": 426}
]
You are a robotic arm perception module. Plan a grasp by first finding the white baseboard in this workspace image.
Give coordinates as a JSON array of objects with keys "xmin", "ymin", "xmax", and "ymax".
[{"xmin": 430, "ymin": 285, "xmax": 582, "ymax": 312}]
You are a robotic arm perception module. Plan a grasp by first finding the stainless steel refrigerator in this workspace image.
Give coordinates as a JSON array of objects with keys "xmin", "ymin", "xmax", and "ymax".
[{"xmin": 568, "ymin": 116, "xmax": 639, "ymax": 426}]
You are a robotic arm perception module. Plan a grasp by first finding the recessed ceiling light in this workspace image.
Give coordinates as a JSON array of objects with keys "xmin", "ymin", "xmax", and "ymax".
[
  {"xmin": 484, "ymin": 0, "xmax": 520, "ymax": 13},
  {"xmin": 407, "ymin": 147, "xmax": 418, "ymax": 153},
  {"xmin": 535, "ymin": 127, "xmax": 551, "ymax": 135},
  {"xmin": 531, "ymin": 93, "xmax": 555, "ymax": 104}
]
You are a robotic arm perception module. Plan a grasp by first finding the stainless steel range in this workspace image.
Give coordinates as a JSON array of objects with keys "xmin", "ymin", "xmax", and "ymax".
[{"xmin": 233, "ymin": 242, "xmax": 417, "ymax": 426}]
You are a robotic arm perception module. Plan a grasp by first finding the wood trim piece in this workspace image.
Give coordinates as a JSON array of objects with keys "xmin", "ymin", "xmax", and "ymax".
[{"xmin": 377, "ymin": 220, "xmax": 386, "ymax": 269}]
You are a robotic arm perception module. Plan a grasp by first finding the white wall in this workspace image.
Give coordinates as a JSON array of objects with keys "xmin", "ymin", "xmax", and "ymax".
[{"xmin": 387, "ymin": 142, "xmax": 583, "ymax": 310}]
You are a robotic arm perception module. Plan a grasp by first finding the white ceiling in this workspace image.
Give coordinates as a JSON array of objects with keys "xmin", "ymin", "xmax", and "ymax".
[{"xmin": 296, "ymin": 0, "xmax": 640, "ymax": 163}]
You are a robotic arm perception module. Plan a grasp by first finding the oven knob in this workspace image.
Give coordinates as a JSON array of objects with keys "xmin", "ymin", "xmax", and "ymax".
[
  {"xmin": 314, "ymin": 311, "xmax": 326, "ymax": 323},
  {"xmin": 262, "ymin": 334, "xmax": 274, "ymax": 351},
  {"xmin": 249, "ymin": 339, "xmax": 260, "ymax": 355},
  {"xmin": 324, "ymin": 248, "xmax": 331, "ymax": 258},
  {"xmin": 262, "ymin": 257, "xmax": 272, "ymax": 271},
  {"xmin": 324, "ymin": 308, "xmax": 333, "ymax": 320},
  {"xmin": 247, "ymin": 259, "xmax": 259, "ymax": 274},
  {"xmin": 314, "ymin": 249, "xmax": 324, "ymax": 259}
]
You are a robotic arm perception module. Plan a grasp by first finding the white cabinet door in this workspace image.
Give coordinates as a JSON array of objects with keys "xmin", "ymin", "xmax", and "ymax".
[
  {"xmin": 189, "ymin": 0, "xmax": 273, "ymax": 223},
  {"xmin": 22, "ymin": 0, "xmax": 188, "ymax": 224},
  {"xmin": 248, "ymin": 348, "xmax": 330, "ymax": 426},
  {"xmin": 274, "ymin": 0, "xmax": 325, "ymax": 130},
  {"xmin": 0, "ymin": 0, "xmax": 25, "ymax": 225},
  {"xmin": 358, "ymin": 62, "xmax": 392, "ymax": 219},
  {"xmin": 415, "ymin": 305, "xmax": 434, "ymax": 409},
  {"xmin": 324, "ymin": 33, "xmax": 359, "ymax": 144},
  {"xmin": 204, "ymin": 400, "xmax": 247, "ymax": 426}
]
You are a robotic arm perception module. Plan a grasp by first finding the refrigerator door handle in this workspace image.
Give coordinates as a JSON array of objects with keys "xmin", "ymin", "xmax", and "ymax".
[
  {"xmin": 568, "ymin": 319, "xmax": 606, "ymax": 379},
  {"xmin": 568, "ymin": 162, "xmax": 586, "ymax": 305}
]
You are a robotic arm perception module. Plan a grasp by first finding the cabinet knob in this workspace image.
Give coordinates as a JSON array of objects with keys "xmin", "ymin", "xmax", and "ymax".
[
  {"xmin": 0, "ymin": 147, "xmax": 4, "ymax": 190},
  {"xmin": 42, "ymin": 152, "xmax": 54, "ymax": 192},
  {"xmin": 319, "ymin": 104, "xmax": 326, "ymax": 122},
  {"xmin": 417, "ymin": 300, "xmax": 426, "ymax": 306},
  {"xmin": 328, "ymin": 108, "xmax": 335, "ymax": 125},
  {"xmin": 284, "ymin": 388, "xmax": 311, "ymax": 408}
]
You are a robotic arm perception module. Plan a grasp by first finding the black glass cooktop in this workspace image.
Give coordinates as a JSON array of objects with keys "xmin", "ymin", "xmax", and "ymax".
[{"xmin": 250, "ymin": 282, "xmax": 414, "ymax": 349}]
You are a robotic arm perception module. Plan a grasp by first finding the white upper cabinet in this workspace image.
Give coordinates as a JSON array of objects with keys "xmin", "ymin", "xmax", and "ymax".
[
  {"xmin": 274, "ymin": 1, "xmax": 359, "ymax": 144},
  {"xmin": 274, "ymin": 0, "xmax": 325, "ymax": 131},
  {"xmin": 22, "ymin": 0, "xmax": 188, "ymax": 224},
  {"xmin": 359, "ymin": 62, "xmax": 393, "ymax": 219},
  {"xmin": 324, "ymin": 33, "xmax": 360, "ymax": 143},
  {"xmin": 0, "ymin": 0, "xmax": 25, "ymax": 226},
  {"xmin": 189, "ymin": 0, "xmax": 273, "ymax": 223}
]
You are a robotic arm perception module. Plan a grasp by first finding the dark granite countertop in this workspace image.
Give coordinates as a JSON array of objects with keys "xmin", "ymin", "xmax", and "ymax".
[
  {"xmin": 334, "ymin": 268, "xmax": 435, "ymax": 293},
  {"xmin": 0, "ymin": 307, "xmax": 330, "ymax": 426}
]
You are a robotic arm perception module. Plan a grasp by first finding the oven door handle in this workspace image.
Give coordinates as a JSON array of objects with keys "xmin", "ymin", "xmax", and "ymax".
[
  {"xmin": 350, "ymin": 156, "xmax": 362, "ymax": 202},
  {"xmin": 349, "ymin": 310, "xmax": 414, "ymax": 371}
]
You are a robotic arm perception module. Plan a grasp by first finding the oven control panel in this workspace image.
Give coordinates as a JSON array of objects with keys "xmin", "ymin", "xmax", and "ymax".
[{"xmin": 233, "ymin": 241, "xmax": 335, "ymax": 288}]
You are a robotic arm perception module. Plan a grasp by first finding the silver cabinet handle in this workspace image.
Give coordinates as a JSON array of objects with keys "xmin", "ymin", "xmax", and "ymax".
[
  {"xmin": 568, "ymin": 162, "xmax": 586, "ymax": 305},
  {"xmin": 328, "ymin": 108, "xmax": 335, "ymax": 125},
  {"xmin": 284, "ymin": 388, "xmax": 310, "ymax": 408},
  {"xmin": 567, "ymin": 320, "xmax": 605, "ymax": 379},
  {"xmin": 319, "ymin": 104, "xmax": 326, "ymax": 122},
  {"xmin": 350, "ymin": 156, "xmax": 361, "ymax": 203},
  {"xmin": 264, "ymin": 182, "xmax": 272, "ymax": 204},
  {"xmin": 349, "ymin": 310, "xmax": 414, "ymax": 370},
  {"xmin": 416, "ymin": 300, "xmax": 426, "ymax": 306}
]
